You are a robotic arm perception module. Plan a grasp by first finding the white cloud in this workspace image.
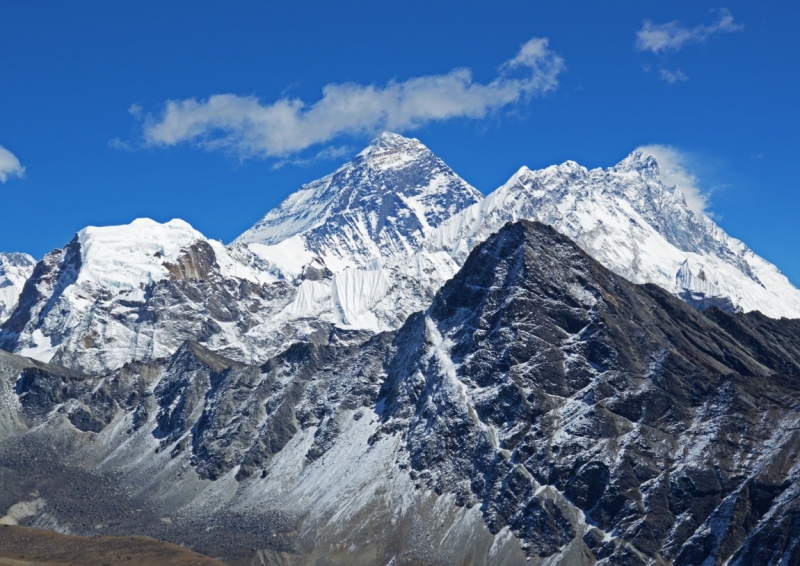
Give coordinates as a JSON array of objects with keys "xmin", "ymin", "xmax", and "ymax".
[
  {"xmin": 637, "ymin": 144, "xmax": 709, "ymax": 218},
  {"xmin": 659, "ymin": 68, "xmax": 689, "ymax": 84},
  {"xmin": 138, "ymin": 37, "xmax": 564, "ymax": 159},
  {"xmin": 636, "ymin": 9, "xmax": 742, "ymax": 54},
  {"xmin": 0, "ymin": 145, "xmax": 25, "ymax": 182}
]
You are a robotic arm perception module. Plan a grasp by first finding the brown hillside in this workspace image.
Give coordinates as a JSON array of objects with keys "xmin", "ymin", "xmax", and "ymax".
[{"xmin": 0, "ymin": 525, "xmax": 228, "ymax": 566}]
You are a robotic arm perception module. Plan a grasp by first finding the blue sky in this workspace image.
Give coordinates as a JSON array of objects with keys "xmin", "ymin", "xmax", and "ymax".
[{"xmin": 1, "ymin": 1, "xmax": 798, "ymax": 283}]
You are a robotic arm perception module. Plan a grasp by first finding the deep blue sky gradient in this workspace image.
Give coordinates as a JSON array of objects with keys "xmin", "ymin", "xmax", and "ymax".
[{"xmin": 1, "ymin": 1, "xmax": 798, "ymax": 283}]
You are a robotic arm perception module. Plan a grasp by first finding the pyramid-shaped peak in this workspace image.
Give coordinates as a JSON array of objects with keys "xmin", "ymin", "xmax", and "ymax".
[
  {"xmin": 549, "ymin": 160, "xmax": 588, "ymax": 177},
  {"xmin": 356, "ymin": 132, "xmax": 429, "ymax": 166},
  {"xmin": 368, "ymin": 131, "xmax": 424, "ymax": 149},
  {"xmin": 613, "ymin": 150, "xmax": 661, "ymax": 178},
  {"xmin": 236, "ymin": 131, "xmax": 481, "ymax": 255}
]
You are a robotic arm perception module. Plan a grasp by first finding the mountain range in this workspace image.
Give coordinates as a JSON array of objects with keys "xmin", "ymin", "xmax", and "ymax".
[
  {"xmin": 1, "ymin": 133, "xmax": 799, "ymax": 565},
  {"xmin": 2, "ymin": 133, "xmax": 798, "ymax": 375}
]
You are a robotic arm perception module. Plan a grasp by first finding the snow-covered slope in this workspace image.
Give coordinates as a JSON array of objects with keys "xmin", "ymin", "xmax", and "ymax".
[
  {"xmin": 278, "ymin": 249, "xmax": 460, "ymax": 330},
  {"xmin": 74, "ymin": 218, "xmax": 273, "ymax": 290},
  {"xmin": 428, "ymin": 150, "xmax": 800, "ymax": 318},
  {"xmin": 0, "ymin": 215, "xmax": 458, "ymax": 373},
  {"xmin": 228, "ymin": 131, "xmax": 482, "ymax": 337},
  {"xmin": 0, "ymin": 252, "xmax": 36, "ymax": 324},
  {"xmin": 236, "ymin": 132, "xmax": 482, "ymax": 273},
  {"xmin": 0, "ymin": 218, "xmax": 285, "ymax": 372}
]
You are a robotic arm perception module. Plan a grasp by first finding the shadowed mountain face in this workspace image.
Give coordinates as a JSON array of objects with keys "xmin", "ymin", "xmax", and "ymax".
[
  {"xmin": 1, "ymin": 221, "xmax": 800, "ymax": 566},
  {"xmin": 380, "ymin": 221, "xmax": 800, "ymax": 564}
]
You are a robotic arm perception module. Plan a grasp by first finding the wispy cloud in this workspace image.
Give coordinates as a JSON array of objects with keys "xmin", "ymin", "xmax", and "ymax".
[
  {"xmin": 108, "ymin": 137, "xmax": 133, "ymax": 151},
  {"xmin": 0, "ymin": 145, "xmax": 25, "ymax": 182},
  {"xmin": 272, "ymin": 145, "xmax": 354, "ymax": 169},
  {"xmin": 636, "ymin": 9, "xmax": 742, "ymax": 54},
  {"xmin": 659, "ymin": 68, "xmax": 689, "ymax": 84},
  {"xmin": 133, "ymin": 37, "xmax": 564, "ymax": 160},
  {"xmin": 637, "ymin": 144, "xmax": 709, "ymax": 217}
]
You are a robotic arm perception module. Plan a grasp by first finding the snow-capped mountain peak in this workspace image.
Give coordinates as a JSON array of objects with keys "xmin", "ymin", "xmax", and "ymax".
[
  {"xmin": 612, "ymin": 149, "xmax": 661, "ymax": 178},
  {"xmin": 75, "ymin": 218, "xmax": 205, "ymax": 290},
  {"xmin": 428, "ymin": 149, "xmax": 800, "ymax": 318},
  {"xmin": 0, "ymin": 217, "xmax": 277, "ymax": 370},
  {"xmin": 236, "ymin": 132, "xmax": 482, "ymax": 273},
  {"xmin": 354, "ymin": 131, "xmax": 428, "ymax": 167}
]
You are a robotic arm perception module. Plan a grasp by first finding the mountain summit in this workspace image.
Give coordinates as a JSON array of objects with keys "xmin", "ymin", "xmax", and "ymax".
[
  {"xmin": 428, "ymin": 149, "xmax": 800, "ymax": 318},
  {"xmin": 236, "ymin": 132, "xmax": 482, "ymax": 274}
]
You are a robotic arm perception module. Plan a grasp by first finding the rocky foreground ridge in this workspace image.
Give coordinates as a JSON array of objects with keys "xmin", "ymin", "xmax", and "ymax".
[{"xmin": 2, "ymin": 221, "xmax": 800, "ymax": 565}]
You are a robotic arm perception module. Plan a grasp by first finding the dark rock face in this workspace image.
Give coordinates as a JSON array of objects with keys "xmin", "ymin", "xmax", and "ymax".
[
  {"xmin": 376, "ymin": 221, "xmax": 800, "ymax": 564},
  {"xmin": 153, "ymin": 333, "xmax": 390, "ymax": 481},
  {"xmin": 2, "ymin": 220, "xmax": 800, "ymax": 566},
  {"xmin": 161, "ymin": 240, "xmax": 218, "ymax": 281},
  {"xmin": 5, "ymin": 348, "xmax": 154, "ymax": 434}
]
